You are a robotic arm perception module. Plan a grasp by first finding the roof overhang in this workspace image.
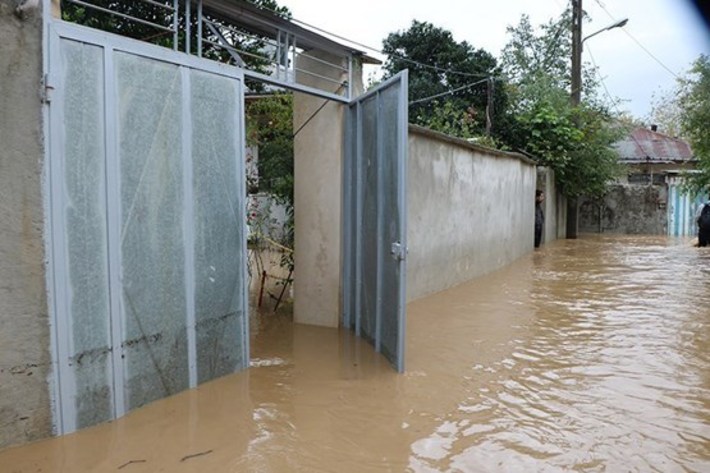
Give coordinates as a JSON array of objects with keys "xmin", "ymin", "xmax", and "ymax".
[{"xmin": 201, "ymin": 0, "xmax": 381, "ymax": 64}]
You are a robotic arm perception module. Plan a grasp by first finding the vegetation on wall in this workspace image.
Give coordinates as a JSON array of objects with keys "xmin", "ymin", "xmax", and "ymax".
[
  {"xmin": 497, "ymin": 13, "xmax": 624, "ymax": 198},
  {"xmin": 379, "ymin": 12, "xmax": 624, "ymax": 199}
]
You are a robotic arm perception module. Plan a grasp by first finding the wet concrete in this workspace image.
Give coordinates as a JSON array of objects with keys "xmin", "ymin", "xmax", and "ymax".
[{"xmin": 1, "ymin": 235, "xmax": 709, "ymax": 472}]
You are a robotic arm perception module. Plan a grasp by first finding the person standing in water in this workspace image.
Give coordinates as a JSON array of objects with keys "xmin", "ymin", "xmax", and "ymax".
[
  {"xmin": 535, "ymin": 190, "xmax": 545, "ymax": 248},
  {"xmin": 696, "ymin": 197, "xmax": 710, "ymax": 247}
]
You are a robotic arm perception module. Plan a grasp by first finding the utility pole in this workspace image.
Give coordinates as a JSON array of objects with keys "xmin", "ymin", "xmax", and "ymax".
[
  {"xmin": 567, "ymin": 0, "xmax": 583, "ymax": 239},
  {"xmin": 485, "ymin": 77, "xmax": 494, "ymax": 135},
  {"xmin": 571, "ymin": 0, "xmax": 583, "ymax": 108},
  {"xmin": 566, "ymin": 1, "xmax": 627, "ymax": 239}
]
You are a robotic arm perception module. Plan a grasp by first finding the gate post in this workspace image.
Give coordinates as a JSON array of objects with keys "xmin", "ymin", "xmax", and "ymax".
[
  {"xmin": 0, "ymin": 0, "xmax": 52, "ymax": 448},
  {"xmin": 293, "ymin": 50, "xmax": 363, "ymax": 327}
]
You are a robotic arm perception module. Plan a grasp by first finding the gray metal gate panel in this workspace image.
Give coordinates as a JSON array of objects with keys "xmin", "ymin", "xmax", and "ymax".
[
  {"xmin": 343, "ymin": 71, "xmax": 408, "ymax": 372},
  {"xmin": 47, "ymin": 21, "xmax": 248, "ymax": 434}
]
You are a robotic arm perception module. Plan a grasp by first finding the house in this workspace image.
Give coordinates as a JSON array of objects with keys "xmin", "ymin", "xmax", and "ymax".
[{"xmin": 579, "ymin": 126, "xmax": 706, "ymax": 235}]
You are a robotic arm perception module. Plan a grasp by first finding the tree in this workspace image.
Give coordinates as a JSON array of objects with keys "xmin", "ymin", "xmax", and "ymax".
[
  {"xmin": 500, "ymin": 13, "xmax": 571, "ymax": 89},
  {"xmin": 498, "ymin": 12, "xmax": 624, "ymax": 198},
  {"xmin": 677, "ymin": 54, "xmax": 710, "ymax": 193},
  {"xmin": 647, "ymin": 87, "xmax": 683, "ymax": 137},
  {"xmin": 246, "ymin": 94, "xmax": 294, "ymax": 206},
  {"xmin": 381, "ymin": 20, "xmax": 505, "ymax": 137}
]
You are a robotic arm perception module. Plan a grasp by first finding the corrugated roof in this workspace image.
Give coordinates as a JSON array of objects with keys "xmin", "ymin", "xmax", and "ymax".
[{"xmin": 614, "ymin": 128, "xmax": 694, "ymax": 164}]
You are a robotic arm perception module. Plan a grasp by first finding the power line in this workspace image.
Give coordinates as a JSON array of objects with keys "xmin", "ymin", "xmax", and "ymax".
[
  {"xmin": 250, "ymin": 2, "xmax": 499, "ymax": 79},
  {"xmin": 289, "ymin": 16, "xmax": 498, "ymax": 79},
  {"xmin": 409, "ymin": 77, "xmax": 489, "ymax": 105},
  {"xmin": 585, "ymin": 45, "xmax": 617, "ymax": 108},
  {"xmin": 591, "ymin": 0, "xmax": 679, "ymax": 78},
  {"xmin": 618, "ymin": 31, "xmax": 679, "ymax": 79},
  {"xmin": 586, "ymin": 44, "xmax": 652, "ymax": 158}
]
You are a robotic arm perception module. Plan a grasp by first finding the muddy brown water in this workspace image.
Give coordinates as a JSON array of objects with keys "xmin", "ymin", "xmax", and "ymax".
[{"xmin": 2, "ymin": 235, "xmax": 709, "ymax": 472}]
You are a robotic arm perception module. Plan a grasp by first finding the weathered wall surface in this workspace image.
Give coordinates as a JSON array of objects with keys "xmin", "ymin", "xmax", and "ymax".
[
  {"xmin": 293, "ymin": 53, "xmax": 362, "ymax": 328},
  {"xmin": 407, "ymin": 126, "xmax": 537, "ymax": 301},
  {"xmin": 579, "ymin": 184, "xmax": 667, "ymax": 235},
  {"xmin": 554, "ymin": 190, "xmax": 567, "ymax": 240},
  {"xmin": 536, "ymin": 166, "xmax": 566, "ymax": 244},
  {"xmin": 0, "ymin": 1, "xmax": 52, "ymax": 449}
]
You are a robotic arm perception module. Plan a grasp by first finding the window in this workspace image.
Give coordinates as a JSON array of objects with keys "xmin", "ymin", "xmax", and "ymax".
[{"xmin": 628, "ymin": 173, "xmax": 651, "ymax": 185}]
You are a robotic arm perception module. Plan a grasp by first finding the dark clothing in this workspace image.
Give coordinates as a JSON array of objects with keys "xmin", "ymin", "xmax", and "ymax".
[
  {"xmin": 534, "ymin": 203, "xmax": 544, "ymax": 248},
  {"xmin": 699, "ymin": 203, "xmax": 710, "ymax": 247}
]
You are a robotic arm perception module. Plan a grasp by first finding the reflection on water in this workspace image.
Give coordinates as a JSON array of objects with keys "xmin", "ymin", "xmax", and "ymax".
[{"xmin": 1, "ymin": 235, "xmax": 709, "ymax": 472}]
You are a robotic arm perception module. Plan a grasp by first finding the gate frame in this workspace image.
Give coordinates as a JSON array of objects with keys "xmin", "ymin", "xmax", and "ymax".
[
  {"xmin": 42, "ymin": 2, "xmax": 409, "ymax": 436},
  {"xmin": 45, "ymin": 18, "xmax": 249, "ymax": 434},
  {"xmin": 342, "ymin": 71, "xmax": 408, "ymax": 373}
]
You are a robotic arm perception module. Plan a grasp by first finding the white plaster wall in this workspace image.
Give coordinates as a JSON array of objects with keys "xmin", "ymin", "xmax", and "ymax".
[
  {"xmin": 0, "ymin": 0, "xmax": 52, "ymax": 449},
  {"xmin": 293, "ymin": 52, "xmax": 363, "ymax": 327},
  {"xmin": 406, "ymin": 126, "xmax": 537, "ymax": 301}
]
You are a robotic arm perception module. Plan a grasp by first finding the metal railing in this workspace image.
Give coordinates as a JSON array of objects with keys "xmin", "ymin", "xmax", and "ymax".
[{"xmin": 59, "ymin": 0, "xmax": 354, "ymax": 101}]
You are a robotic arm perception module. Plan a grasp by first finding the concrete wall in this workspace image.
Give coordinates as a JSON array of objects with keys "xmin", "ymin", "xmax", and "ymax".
[
  {"xmin": 293, "ymin": 52, "xmax": 362, "ymax": 327},
  {"xmin": 0, "ymin": 0, "xmax": 52, "ymax": 449},
  {"xmin": 579, "ymin": 184, "xmax": 667, "ymax": 235},
  {"xmin": 536, "ymin": 166, "xmax": 567, "ymax": 243},
  {"xmin": 406, "ymin": 126, "xmax": 537, "ymax": 301},
  {"xmin": 554, "ymin": 190, "xmax": 568, "ymax": 240}
]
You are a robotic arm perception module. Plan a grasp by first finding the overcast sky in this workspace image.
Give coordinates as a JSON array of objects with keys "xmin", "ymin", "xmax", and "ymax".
[{"xmin": 282, "ymin": 0, "xmax": 710, "ymax": 120}]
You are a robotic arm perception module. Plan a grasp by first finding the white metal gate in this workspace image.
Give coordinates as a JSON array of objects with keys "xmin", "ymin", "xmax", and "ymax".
[{"xmin": 47, "ymin": 21, "xmax": 248, "ymax": 434}]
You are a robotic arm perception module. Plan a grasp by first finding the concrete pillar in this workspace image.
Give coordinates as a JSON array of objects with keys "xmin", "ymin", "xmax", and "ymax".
[
  {"xmin": 293, "ymin": 51, "xmax": 362, "ymax": 327},
  {"xmin": 536, "ymin": 166, "xmax": 561, "ymax": 245},
  {"xmin": 0, "ymin": 1, "xmax": 52, "ymax": 448}
]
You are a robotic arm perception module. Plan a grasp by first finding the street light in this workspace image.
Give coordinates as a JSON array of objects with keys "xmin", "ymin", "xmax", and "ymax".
[
  {"xmin": 582, "ymin": 18, "xmax": 629, "ymax": 44},
  {"xmin": 571, "ymin": 3, "xmax": 629, "ymax": 107},
  {"xmin": 567, "ymin": 0, "xmax": 628, "ymax": 239}
]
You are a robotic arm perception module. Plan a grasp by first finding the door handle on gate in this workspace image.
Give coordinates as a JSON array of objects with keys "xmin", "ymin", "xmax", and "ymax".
[{"xmin": 390, "ymin": 242, "xmax": 407, "ymax": 261}]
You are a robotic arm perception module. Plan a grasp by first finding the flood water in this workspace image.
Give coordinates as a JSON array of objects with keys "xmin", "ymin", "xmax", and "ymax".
[{"xmin": 2, "ymin": 235, "xmax": 709, "ymax": 472}]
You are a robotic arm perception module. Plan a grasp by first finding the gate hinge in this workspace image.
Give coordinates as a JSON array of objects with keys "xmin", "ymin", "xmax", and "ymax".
[
  {"xmin": 41, "ymin": 74, "xmax": 56, "ymax": 103},
  {"xmin": 390, "ymin": 241, "xmax": 408, "ymax": 261}
]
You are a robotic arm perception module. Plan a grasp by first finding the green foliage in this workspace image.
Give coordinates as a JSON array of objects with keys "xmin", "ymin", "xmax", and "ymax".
[
  {"xmin": 246, "ymin": 93, "xmax": 295, "ymax": 271},
  {"xmin": 418, "ymin": 100, "xmax": 479, "ymax": 139},
  {"xmin": 500, "ymin": 13, "xmax": 571, "ymax": 89},
  {"xmin": 498, "ymin": 13, "xmax": 624, "ymax": 198},
  {"xmin": 647, "ymin": 87, "xmax": 683, "ymax": 138},
  {"xmin": 678, "ymin": 55, "xmax": 710, "ymax": 193},
  {"xmin": 61, "ymin": 1, "xmax": 177, "ymax": 48},
  {"xmin": 279, "ymin": 205, "xmax": 295, "ymax": 272},
  {"xmin": 561, "ymin": 106, "xmax": 624, "ymax": 197},
  {"xmin": 246, "ymin": 94, "xmax": 294, "ymax": 207},
  {"xmin": 382, "ymin": 20, "xmax": 505, "ymax": 137}
]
